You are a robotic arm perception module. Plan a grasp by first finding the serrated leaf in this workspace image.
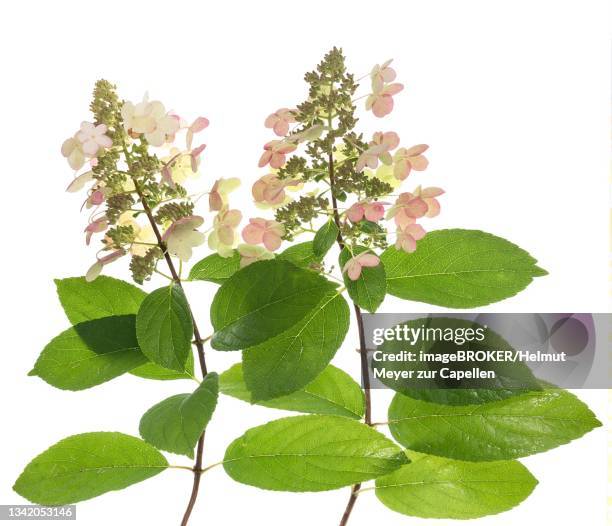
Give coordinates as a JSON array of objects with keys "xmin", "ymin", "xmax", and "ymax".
[
  {"xmin": 136, "ymin": 285, "xmax": 193, "ymax": 371},
  {"xmin": 130, "ymin": 352, "xmax": 195, "ymax": 381},
  {"xmin": 139, "ymin": 373, "xmax": 218, "ymax": 457},
  {"xmin": 210, "ymin": 259, "xmax": 335, "ymax": 351},
  {"xmin": 188, "ymin": 251, "xmax": 241, "ymax": 284},
  {"xmin": 381, "ymin": 229, "xmax": 547, "ymax": 308},
  {"xmin": 223, "ymin": 415, "xmax": 408, "ymax": 492},
  {"xmin": 31, "ymin": 315, "xmax": 146, "ymax": 390},
  {"xmin": 339, "ymin": 246, "xmax": 386, "ymax": 312},
  {"xmin": 375, "ymin": 317, "xmax": 541, "ymax": 405},
  {"xmin": 375, "ymin": 453, "xmax": 537, "ymax": 519},
  {"xmin": 242, "ymin": 290, "xmax": 349, "ymax": 400},
  {"xmin": 312, "ymin": 220, "xmax": 339, "ymax": 257},
  {"xmin": 13, "ymin": 432, "xmax": 167, "ymax": 505},
  {"xmin": 220, "ymin": 363, "xmax": 364, "ymax": 419},
  {"xmin": 278, "ymin": 241, "xmax": 321, "ymax": 269},
  {"xmin": 54, "ymin": 276, "xmax": 146, "ymax": 325},
  {"xmin": 388, "ymin": 390, "xmax": 601, "ymax": 461}
]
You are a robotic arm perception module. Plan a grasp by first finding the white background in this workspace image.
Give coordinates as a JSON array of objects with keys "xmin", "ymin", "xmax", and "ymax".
[{"xmin": 0, "ymin": 1, "xmax": 610, "ymax": 525}]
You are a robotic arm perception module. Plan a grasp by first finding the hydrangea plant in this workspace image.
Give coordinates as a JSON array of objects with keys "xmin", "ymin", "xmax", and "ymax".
[{"xmin": 14, "ymin": 48, "xmax": 600, "ymax": 525}]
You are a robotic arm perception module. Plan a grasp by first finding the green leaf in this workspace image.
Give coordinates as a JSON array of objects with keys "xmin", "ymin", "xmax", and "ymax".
[
  {"xmin": 339, "ymin": 246, "xmax": 386, "ymax": 312},
  {"xmin": 210, "ymin": 259, "xmax": 335, "ymax": 351},
  {"xmin": 242, "ymin": 290, "xmax": 350, "ymax": 400},
  {"xmin": 136, "ymin": 285, "xmax": 193, "ymax": 371},
  {"xmin": 375, "ymin": 453, "xmax": 537, "ymax": 519},
  {"xmin": 220, "ymin": 363, "xmax": 364, "ymax": 419},
  {"xmin": 223, "ymin": 415, "xmax": 408, "ymax": 492},
  {"xmin": 54, "ymin": 277, "xmax": 190, "ymax": 381},
  {"xmin": 139, "ymin": 373, "xmax": 218, "ymax": 458},
  {"xmin": 188, "ymin": 251, "xmax": 241, "ymax": 284},
  {"xmin": 31, "ymin": 315, "xmax": 147, "ymax": 390},
  {"xmin": 312, "ymin": 220, "xmax": 339, "ymax": 257},
  {"xmin": 13, "ymin": 432, "xmax": 167, "ymax": 505},
  {"xmin": 54, "ymin": 276, "xmax": 146, "ymax": 325},
  {"xmin": 130, "ymin": 352, "xmax": 195, "ymax": 381},
  {"xmin": 381, "ymin": 229, "xmax": 547, "ymax": 308},
  {"xmin": 374, "ymin": 317, "xmax": 541, "ymax": 405},
  {"xmin": 388, "ymin": 390, "xmax": 601, "ymax": 461},
  {"xmin": 278, "ymin": 241, "xmax": 321, "ymax": 269}
]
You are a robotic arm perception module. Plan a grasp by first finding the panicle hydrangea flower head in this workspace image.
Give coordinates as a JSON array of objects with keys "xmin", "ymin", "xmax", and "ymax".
[{"xmin": 64, "ymin": 80, "xmax": 215, "ymax": 283}]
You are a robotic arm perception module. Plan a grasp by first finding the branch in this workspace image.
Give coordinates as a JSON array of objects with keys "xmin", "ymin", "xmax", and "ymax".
[
  {"xmin": 123, "ymin": 144, "xmax": 208, "ymax": 525},
  {"xmin": 327, "ymin": 149, "xmax": 373, "ymax": 526}
]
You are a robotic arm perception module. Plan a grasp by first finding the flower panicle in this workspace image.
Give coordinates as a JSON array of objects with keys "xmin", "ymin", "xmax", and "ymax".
[
  {"xmin": 247, "ymin": 48, "xmax": 445, "ymax": 279},
  {"xmin": 62, "ymin": 79, "xmax": 220, "ymax": 283}
]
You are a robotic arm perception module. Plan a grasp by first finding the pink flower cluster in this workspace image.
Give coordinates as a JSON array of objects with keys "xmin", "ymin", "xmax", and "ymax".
[{"xmin": 366, "ymin": 60, "xmax": 404, "ymax": 118}]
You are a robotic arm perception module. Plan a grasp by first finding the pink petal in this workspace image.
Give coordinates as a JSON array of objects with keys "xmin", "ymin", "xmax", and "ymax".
[
  {"xmin": 242, "ymin": 224, "xmax": 264, "ymax": 244},
  {"xmin": 405, "ymin": 223, "xmax": 427, "ymax": 240},
  {"xmin": 270, "ymin": 153, "xmax": 286, "ymax": 169},
  {"xmin": 394, "ymin": 160, "xmax": 411, "ymax": 180},
  {"xmin": 372, "ymin": 96, "xmax": 394, "ymax": 118},
  {"xmin": 383, "ymin": 131, "xmax": 400, "ymax": 150},
  {"xmin": 424, "ymin": 198, "xmax": 440, "ymax": 218},
  {"xmin": 404, "ymin": 198, "xmax": 428, "ymax": 217},
  {"xmin": 258, "ymin": 150, "xmax": 272, "ymax": 167},
  {"xmin": 421, "ymin": 187, "xmax": 445, "ymax": 198},
  {"xmin": 262, "ymin": 231, "xmax": 281, "ymax": 251},
  {"xmin": 345, "ymin": 261, "xmax": 362, "ymax": 281},
  {"xmin": 364, "ymin": 203, "xmax": 385, "ymax": 222},
  {"xmin": 190, "ymin": 117, "xmax": 209, "ymax": 133},
  {"xmin": 384, "ymin": 83, "xmax": 404, "ymax": 95},
  {"xmin": 273, "ymin": 121, "xmax": 289, "ymax": 136},
  {"xmin": 347, "ymin": 204, "xmax": 365, "ymax": 223},
  {"xmin": 264, "ymin": 114, "xmax": 278, "ymax": 128},
  {"xmin": 410, "ymin": 155, "xmax": 429, "ymax": 171},
  {"xmin": 357, "ymin": 253, "xmax": 381, "ymax": 268},
  {"xmin": 405, "ymin": 144, "xmax": 429, "ymax": 156}
]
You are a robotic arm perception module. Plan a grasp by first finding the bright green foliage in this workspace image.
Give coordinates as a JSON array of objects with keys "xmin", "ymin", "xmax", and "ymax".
[
  {"xmin": 136, "ymin": 285, "xmax": 193, "ymax": 371},
  {"xmin": 224, "ymin": 415, "xmax": 408, "ymax": 491},
  {"xmin": 375, "ymin": 453, "xmax": 537, "ymax": 519},
  {"xmin": 313, "ymin": 220, "xmax": 339, "ymax": 257},
  {"xmin": 210, "ymin": 259, "xmax": 336, "ymax": 350},
  {"xmin": 381, "ymin": 230, "xmax": 547, "ymax": 308},
  {"xmin": 130, "ymin": 353, "xmax": 195, "ymax": 381},
  {"xmin": 339, "ymin": 246, "xmax": 386, "ymax": 312},
  {"xmin": 55, "ymin": 276, "xmax": 145, "ymax": 325},
  {"xmin": 139, "ymin": 373, "xmax": 218, "ymax": 458},
  {"xmin": 388, "ymin": 390, "xmax": 601, "ymax": 461},
  {"xmin": 31, "ymin": 315, "xmax": 146, "ymax": 390},
  {"xmin": 278, "ymin": 241, "xmax": 321, "ymax": 269},
  {"xmin": 242, "ymin": 290, "xmax": 349, "ymax": 400},
  {"xmin": 220, "ymin": 363, "xmax": 364, "ymax": 419},
  {"xmin": 375, "ymin": 317, "xmax": 541, "ymax": 404},
  {"xmin": 13, "ymin": 432, "xmax": 167, "ymax": 505},
  {"xmin": 188, "ymin": 251, "xmax": 241, "ymax": 284}
]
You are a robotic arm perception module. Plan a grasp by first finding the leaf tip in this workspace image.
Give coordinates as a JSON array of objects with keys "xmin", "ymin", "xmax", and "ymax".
[{"xmin": 532, "ymin": 265, "xmax": 548, "ymax": 277}]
